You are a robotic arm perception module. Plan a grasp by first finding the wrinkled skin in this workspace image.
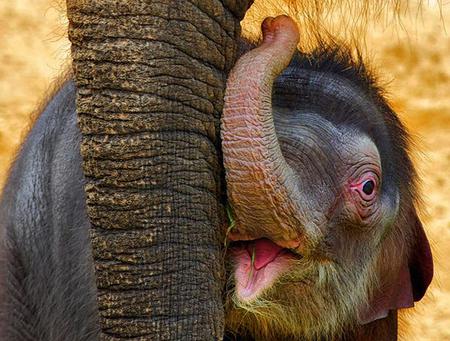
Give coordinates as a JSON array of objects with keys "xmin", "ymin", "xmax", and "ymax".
[
  {"xmin": 0, "ymin": 4, "xmax": 433, "ymax": 341},
  {"xmin": 0, "ymin": 81, "xmax": 99, "ymax": 340},
  {"xmin": 222, "ymin": 16, "xmax": 433, "ymax": 341},
  {"xmin": 65, "ymin": 0, "xmax": 251, "ymax": 338},
  {"xmin": 2, "ymin": 0, "xmax": 253, "ymax": 338}
]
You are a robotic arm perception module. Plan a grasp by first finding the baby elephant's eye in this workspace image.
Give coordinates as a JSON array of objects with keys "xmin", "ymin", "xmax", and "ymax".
[
  {"xmin": 350, "ymin": 172, "xmax": 379, "ymax": 203},
  {"xmin": 362, "ymin": 179, "xmax": 375, "ymax": 195},
  {"xmin": 348, "ymin": 171, "xmax": 380, "ymax": 219}
]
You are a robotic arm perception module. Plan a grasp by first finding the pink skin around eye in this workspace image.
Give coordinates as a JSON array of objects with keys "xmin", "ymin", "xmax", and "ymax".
[
  {"xmin": 350, "ymin": 172, "xmax": 378, "ymax": 202},
  {"xmin": 346, "ymin": 171, "xmax": 380, "ymax": 220}
]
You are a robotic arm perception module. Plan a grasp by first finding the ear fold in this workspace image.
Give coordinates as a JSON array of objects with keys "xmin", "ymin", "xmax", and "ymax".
[
  {"xmin": 359, "ymin": 209, "xmax": 433, "ymax": 324},
  {"xmin": 408, "ymin": 214, "xmax": 433, "ymax": 301}
]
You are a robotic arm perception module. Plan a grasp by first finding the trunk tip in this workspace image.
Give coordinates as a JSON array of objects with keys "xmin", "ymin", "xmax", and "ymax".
[{"xmin": 261, "ymin": 15, "xmax": 300, "ymax": 49}]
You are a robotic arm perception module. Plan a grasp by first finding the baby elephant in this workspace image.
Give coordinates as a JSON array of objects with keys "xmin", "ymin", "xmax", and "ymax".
[{"xmin": 222, "ymin": 16, "xmax": 433, "ymax": 340}]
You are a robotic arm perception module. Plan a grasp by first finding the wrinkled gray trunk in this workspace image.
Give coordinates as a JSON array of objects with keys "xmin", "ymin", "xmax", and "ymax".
[{"xmin": 67, "ymin": 0, "xmax": 250, "ymax": 339}]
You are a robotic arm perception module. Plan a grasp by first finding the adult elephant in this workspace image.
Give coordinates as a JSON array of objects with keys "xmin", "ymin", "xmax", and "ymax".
[
  {"xmin": 0, "ymin": 1, "xmax": 252, "ymax": 340},
  {"xmin": 69, "ymin": 0, "xmax": 254, "ymax": 339}
]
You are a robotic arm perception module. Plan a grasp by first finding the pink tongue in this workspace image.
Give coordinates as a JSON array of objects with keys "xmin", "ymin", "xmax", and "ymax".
[{"xmin": 246, "ymin": 239, "xmax": 284, "ymax": 270}]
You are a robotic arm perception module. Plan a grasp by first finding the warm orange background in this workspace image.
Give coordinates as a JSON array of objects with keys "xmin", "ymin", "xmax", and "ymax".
[{"xmin": 0, "ymin": 1, "xmax": 448, "ymax": 340}]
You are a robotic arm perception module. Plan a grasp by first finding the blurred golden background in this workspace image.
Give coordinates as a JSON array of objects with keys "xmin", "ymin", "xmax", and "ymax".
[{"xmin": 0, "ymin": 1, "xmax": 448, "ymax": 339}]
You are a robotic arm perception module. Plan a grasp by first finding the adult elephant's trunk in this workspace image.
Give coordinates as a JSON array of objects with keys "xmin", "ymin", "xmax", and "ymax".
[
  {"xmin": 67, "ymin": 0, "xmax": 250, "ymax": 339},
  {"xmin": 222, "ymin": 16, "xmax": 303, "ymax": 245}
]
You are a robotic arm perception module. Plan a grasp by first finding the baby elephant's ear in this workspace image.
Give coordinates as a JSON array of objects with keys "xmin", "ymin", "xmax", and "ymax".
[
  {"xmin": 408, "ymin": 211, "xmax": 433, "ymax": 301},
  {"xmin": 359, "ymin": 209, "xmax": 433, "ymax": 324}
]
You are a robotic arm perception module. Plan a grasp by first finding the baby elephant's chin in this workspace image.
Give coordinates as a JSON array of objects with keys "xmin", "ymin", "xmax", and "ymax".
[{"xmin": 229, "ymin": 238, "xmax": 297, "ymax": 302}]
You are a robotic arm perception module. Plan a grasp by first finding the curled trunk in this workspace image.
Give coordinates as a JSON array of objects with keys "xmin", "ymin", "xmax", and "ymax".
[
  {"xmin": 221, "ymin": 16, "xmax": 302, "ymax": 244},
  {"xmin": 67, "ymin": 0, "xmax": 250, "ymax": 339}
]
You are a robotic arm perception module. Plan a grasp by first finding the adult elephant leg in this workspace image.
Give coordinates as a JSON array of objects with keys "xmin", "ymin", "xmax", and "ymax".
[{"xmin": 67, "ymin": 1, "xmax": 251, "ymax": 339}]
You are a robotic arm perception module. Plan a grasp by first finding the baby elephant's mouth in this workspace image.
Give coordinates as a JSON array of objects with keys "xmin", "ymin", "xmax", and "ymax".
[{"xmin": 228, "ymin": 238, "xmax": 300, "ymax": 302}]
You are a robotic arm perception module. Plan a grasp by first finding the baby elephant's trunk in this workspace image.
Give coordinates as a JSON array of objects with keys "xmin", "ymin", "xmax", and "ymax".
[{"xmin": 221, "ymin": 16, "xmax": 303, "ymax": 248}]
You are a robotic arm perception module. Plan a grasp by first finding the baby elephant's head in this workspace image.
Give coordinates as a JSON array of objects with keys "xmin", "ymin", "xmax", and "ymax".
[{"xmin": 221, "ymin": 16, "xmax": 433, "ymax": 340}]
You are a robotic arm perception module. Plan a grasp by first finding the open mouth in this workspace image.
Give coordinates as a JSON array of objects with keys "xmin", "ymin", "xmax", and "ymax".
[{"xmin": 228, "ymin": 238, "xmax": 300, "ymax": 302}]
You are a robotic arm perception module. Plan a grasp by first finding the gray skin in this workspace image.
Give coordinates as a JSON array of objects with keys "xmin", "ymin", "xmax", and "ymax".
[{"xmin": 0, "ymin": 81, "xmax": 99, "ymax": 340}]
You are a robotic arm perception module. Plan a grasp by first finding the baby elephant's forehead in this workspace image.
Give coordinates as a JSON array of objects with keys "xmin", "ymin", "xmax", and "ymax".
[
  {"xmin": 337, "ymin": 128, "xmax": 382, "ymax": 166},
  {"xmin": 274, "ymin": 109, "xmax": 381, "ymax": 166}
]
